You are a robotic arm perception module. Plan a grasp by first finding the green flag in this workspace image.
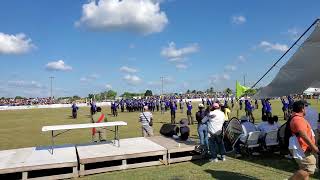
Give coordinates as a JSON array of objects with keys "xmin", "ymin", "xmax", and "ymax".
[{"xmin": 236, "ymin": 81, "xmax": 250, "ymax": 98}]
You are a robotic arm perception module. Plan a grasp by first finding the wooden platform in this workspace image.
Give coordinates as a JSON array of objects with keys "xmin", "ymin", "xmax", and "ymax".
[
  {"xmin": 0, "ymin": 136, "xmax": 204, "ymax": 178},
  {"xmin": 0, "ymin": 145, "xmax": 78, "ymax": 180},
  {"xmin": 147, "ymin": 136, "xmax": 203, "ymax": 164},
  {"xmin": 77, "ymin": 137, "xmax": 167, "ymax": 176}
]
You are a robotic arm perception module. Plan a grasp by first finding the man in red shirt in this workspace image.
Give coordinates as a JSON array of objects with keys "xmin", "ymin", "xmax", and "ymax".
[{"xmin": 289, "ymin": 101, "xmax": 319, "ymax": 180}]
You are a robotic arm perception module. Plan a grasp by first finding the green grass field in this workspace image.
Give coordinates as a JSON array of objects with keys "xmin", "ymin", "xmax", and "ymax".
[{"xmin": 0, "ymin": 99, "xmax": 319, "ymax": 179}]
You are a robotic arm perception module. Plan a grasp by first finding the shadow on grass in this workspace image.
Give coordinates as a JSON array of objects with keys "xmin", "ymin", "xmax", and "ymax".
[
  {"xmin": 153, "ymin": 121, "xmax": 169, "ymax": 124},
  {"xmin": 205, "ymin": 169, "xmax": 259, "ymax": 180},
  {"xmin": 239, "ymin": 153, "xmax": 320, "ymax": 179},
  {"xmin": 67, "ymin": 115, "xmax": 76, "ymax": 119},
  {"xmin": 235, "ymin": 152, "xmax": 297, "ymax": 174},
  {"xmin": 85, "ymin": 114, "xmax": 92, "ymax": 118},
  {"xmin": 191, "ymin": 159, "xmax": 210, "ymax": 166}
]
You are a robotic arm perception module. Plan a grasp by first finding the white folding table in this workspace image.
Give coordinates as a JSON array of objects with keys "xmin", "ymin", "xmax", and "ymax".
[{"xmin": 42, "ymin": 121, "xmax": 128, "ymax": 154}]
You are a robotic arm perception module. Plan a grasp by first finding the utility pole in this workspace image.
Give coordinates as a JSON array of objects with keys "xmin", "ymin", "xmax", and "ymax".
[
  {"xmin": 160, "ymin": 76, "xmax": 165, "ymax": 96},
  {"xmin": 49, "ymin": 76, "xmax": 55, "ymax": 99},
  {"xmin": 243, "ymin": 74, "xmax": 246, "ymax": 86}
]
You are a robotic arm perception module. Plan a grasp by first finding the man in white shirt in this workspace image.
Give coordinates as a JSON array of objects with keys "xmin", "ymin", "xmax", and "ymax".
[
  {"xmin": 139, "ymin": 106, "xmax": 154, "ymax": 137},
  {"xmin": 202, "ymin": 103, "xmax": 226, "ymax": 162}
]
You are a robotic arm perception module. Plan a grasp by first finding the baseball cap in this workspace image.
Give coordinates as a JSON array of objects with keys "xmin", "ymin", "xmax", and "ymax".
[
  {"xmin": 180, "ymin": 119, "xmax": 189, "ymax": 127},
  {"xmin": 213, "ymin": 103, "xmax": 220, "ymax": 108},
  {"xmin": 198, "ymin": 103, "xmax": 204, "ymax": 108}
]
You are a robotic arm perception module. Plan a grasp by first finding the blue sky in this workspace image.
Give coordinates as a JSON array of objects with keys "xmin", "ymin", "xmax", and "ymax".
[{"xmin": 0, "ymin": 0, "xmax": 319, "ymax": 97}]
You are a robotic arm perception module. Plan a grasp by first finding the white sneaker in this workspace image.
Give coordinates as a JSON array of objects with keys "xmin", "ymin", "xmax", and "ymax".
[
  {"xmin": 235, "ymin": 154, "xmax": 242, "ymax": 158},
  {"xmin": 284, "ymin": 154, "xmax": 292, "ymax": 159},
  {"xmin": 210, "ymin": 158, "xmax": 218, "ymax": 162},
  {"xmin": 252, "ymin": 152, "xmax": 260, "ymax": 156},
  {"xmin": 221, "ymin": 157, "xmax": 226, "ymax": 161}
]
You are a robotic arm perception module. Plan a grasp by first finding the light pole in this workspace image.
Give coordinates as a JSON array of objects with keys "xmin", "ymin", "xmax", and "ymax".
[
  {"xmin": 49, "ymin": 76, "xmax": 55, "ymax": 99},
  {"xmin": 160, "ymin": 76, "xmax": 165, "ymax": 96}
]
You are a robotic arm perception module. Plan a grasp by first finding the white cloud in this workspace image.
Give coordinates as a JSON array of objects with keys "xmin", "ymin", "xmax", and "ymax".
[
  {"xmin": 237, "ymin": 55, "xmax": 247, "ymax": 63},
  {"xmin": 181, "ymin": 82, "xmax": 189, "ymax": 88},
  {"xmin": 0, "ymin": 32, "xmax": 35, "ymax": 55},
  {"xmin": 259, "ymin": 41, "xmax": 289, "ymax": 52},
  {"xmin": 222, "ymin": 73, "xmax": 230, "ymax": 80},
  {"xmin": 148, "ymin": 76, "xmax": 175, "ymax": 87},
  {"xmin": 232, "ymin": 15, "xmax": 246, "ymax": 25},
  {"xmin": 80, "ymin": 74, "xmax": 99, "ymax": 83},
  {"xmin": 120, "ymin": 66, "xmax": 138, "ymax": 73},
  {"xmin": 176, "ymin": 63, "xmax": 188, "ymax": 69},
  {"xmin": 7, "ymin": 80, "xmax": 44, "ymax": 89},
  {"xmin": 80, "ymin": 77, "xmax": 88, "ymax": 82},
  {"xmin": 163, "ymin": 76, "xmax": 175, "ymax": 84},
  {"xmin": 147, "ymin": 81, "xmax": 161, "ymax": 86},
  {"xmin": 105, "ymin": 84, "xmax": 112, "ymax": 89},
  {"xmin": 209, "ymin": 73, "xmax": 230, "ymax": 84},
  {"xmin": 161, "ymin": 42, "xmax": 199, "ymax": 60},
  {"xmin": 75, "ymin": 0, "xmax": 168, "ymax": 35},
  {"xmin": 2, "ymin": 80, "xmax": 71, "ymax": 97},
  {"xmin": 224, "ymin": 65, "xmax": 237, "ymax": 71},
  {"xmin": 209, "ymin": 74, "xmax": 220, "ymax": 84},
  {"xmin": 45, "ymin": 60, "xmax": 72, "ymax": 71},
  {"xmin": 123, "ymin": 74, "xmax": 142, "ymax": 85},
  {"xmin": 88, "ymin": 73, "xmax": 99, "ymax": 79},
  {"xmin": 287, "ymin": 27, "xmax": 300, "ymax": 40}
]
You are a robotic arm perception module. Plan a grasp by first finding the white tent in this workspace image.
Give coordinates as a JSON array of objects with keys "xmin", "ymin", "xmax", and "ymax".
[
  {"xmin": 303, "ymin": 87, "xmax": 320, "ymax": 95},
  {"xmin": 254, "ymin": 22, "xmax": 320, "ymax": 98}
]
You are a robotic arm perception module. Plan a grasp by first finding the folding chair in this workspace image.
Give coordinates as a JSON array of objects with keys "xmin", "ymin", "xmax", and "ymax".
[
  {"xmin": 241, "ymin": 131, "xmax": 261, "ymax": 155},
  {"xmin": 265, "ymin": 130, "xmax": 279, "ymax": 148}
]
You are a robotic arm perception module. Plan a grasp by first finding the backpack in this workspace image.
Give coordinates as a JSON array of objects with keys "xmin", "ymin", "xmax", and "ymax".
[{"xmin": 282, "ymin": 115, "xmax": 298, "ymax": 149}]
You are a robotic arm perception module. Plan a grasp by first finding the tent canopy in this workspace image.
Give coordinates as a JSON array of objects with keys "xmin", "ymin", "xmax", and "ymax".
[
  {"xmin": 254, "ymin": 22, "xmax": 320, "ymax": 98},
  {"xmin": 303, "ymin": 87, "xmax": 320, "ymax": 95}
]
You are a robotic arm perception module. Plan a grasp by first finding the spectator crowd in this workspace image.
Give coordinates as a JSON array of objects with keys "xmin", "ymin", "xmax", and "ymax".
[{"xmin": 0, "ymin": 97, "xmax": 55, "ymax": 106}]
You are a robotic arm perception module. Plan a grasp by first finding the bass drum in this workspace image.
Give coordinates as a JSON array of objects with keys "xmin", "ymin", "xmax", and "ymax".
[
  {"xmin": 160, "ymin": 123, "xmax": 179, "ymax": 137},
  {"xmin": 223, "ymin": 117, "xmax": 243, "ymax": 153}
]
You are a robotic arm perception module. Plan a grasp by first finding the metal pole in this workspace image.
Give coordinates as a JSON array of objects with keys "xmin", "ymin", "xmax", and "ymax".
[
  {"xmin": 49, "ymin": 76, "xmax": 54, "ymax": 99},
  {"xmin": 160, "ymin": 76, "xmax": 164, "ymax": 95},
  {"xmin": 251, "ymin": 18, "xmax": 320, "ymax": 89},
  {"xmin": 51, "ymin": 130, "xmax": 54, "ymax": 154}
]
